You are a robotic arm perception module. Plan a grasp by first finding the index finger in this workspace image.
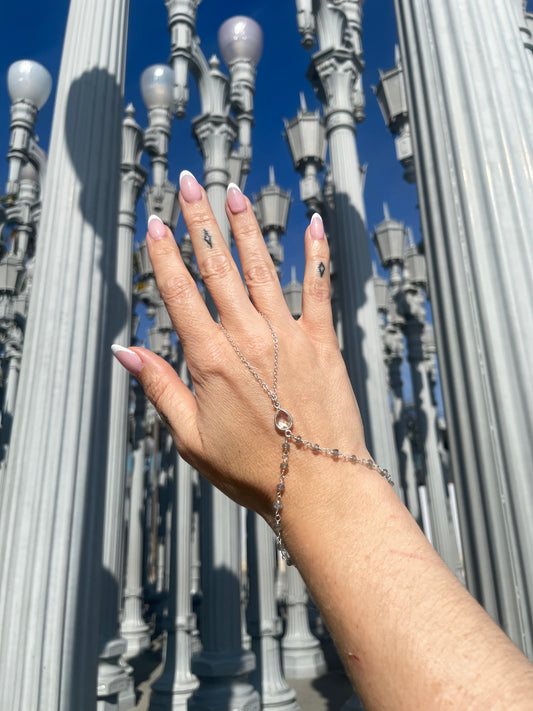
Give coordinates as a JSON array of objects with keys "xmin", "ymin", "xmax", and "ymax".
[{"xmin": 145, "ymin": 213, "xmax": 217, "ymax": 358}]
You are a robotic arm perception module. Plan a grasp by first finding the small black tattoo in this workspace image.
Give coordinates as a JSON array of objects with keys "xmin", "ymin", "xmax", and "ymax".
[
  {"xmin": 160, "ymin": 412, "xmax": 173, "ymax": 431},
  {"xmin": 203, "ymin": 229, "xmax": 213, "ymax": 248},
  {"xmin": 318, "ymin": 262, "xmax": 326, "ymax": 278}
]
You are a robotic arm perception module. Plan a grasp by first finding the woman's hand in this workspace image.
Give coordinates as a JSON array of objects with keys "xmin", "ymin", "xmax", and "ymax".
[{"xmin": 113, "ymin": 170, "xmax": 370, "ymax": 525}]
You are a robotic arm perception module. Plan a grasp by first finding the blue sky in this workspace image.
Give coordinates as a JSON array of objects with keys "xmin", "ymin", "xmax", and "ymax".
[{"xmin": 0, "ymin": 0, "xmax": 421, "ymax": 286}]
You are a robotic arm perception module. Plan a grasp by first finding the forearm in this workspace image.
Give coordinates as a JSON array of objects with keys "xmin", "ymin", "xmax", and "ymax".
[{"xmin": 280, "ymin": 461, "xmax": 533, "ymax": 710}]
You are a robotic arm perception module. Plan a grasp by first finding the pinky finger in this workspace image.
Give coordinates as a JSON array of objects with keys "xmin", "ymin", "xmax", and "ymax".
[{"xmin": 300, "ymin": 214, "xmax": 335, "ymax": 337}]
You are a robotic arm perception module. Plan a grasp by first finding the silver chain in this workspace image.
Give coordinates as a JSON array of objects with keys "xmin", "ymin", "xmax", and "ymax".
[{"xmin": 220, "ymin": 314, "xmax": 394, "ymax": 566}]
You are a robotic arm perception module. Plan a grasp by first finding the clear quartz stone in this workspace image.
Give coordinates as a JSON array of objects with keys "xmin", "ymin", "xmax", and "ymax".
[{"xmin": 275, "ymin": 408, "xmax": 293, "ymax": 432}]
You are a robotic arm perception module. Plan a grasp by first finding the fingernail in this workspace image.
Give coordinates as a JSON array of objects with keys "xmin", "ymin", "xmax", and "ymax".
[
  {"xmin": 179, "ymin": 170, "xmax": 202, "ymax": 204},
  {"xmin": 111, "ymin": 344, "xmax": 143, "ymax": 377},
  {"xmin": 310, "ymin": 213, "xmax": 325, "ymax": 239},
  {"xmin": 226, "ymin": 182, "xmax": 247, "ymax": 214},
  {"xmin": 148, "ymin": 214, "xmax": 166, "ymax": 240}
]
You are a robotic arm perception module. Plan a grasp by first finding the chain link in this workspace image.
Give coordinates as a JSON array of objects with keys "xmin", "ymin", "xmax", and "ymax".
[{"xmin": 219, "ymin": 315, "xmax": 280, "ymax": 409}]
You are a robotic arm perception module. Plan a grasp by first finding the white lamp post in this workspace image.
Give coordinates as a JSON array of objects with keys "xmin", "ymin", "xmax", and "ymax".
[
  {"xmin": 0, "ymin": 1, "xmax": 131, "ymax": 708},
  {"xmin": 140, "ymin": 65, "xmax": 181, "ymax": 231},
  {"xmin": 6, "ymin": 60, "xmax": 52, "ymax": 197}
]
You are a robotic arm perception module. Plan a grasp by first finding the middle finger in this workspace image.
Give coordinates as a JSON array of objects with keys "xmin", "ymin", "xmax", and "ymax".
[{"xmin": 178, "ymin": 170, "xmax": 255, "ymax": 326}]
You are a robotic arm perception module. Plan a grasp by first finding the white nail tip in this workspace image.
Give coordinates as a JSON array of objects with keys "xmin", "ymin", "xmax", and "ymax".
[
  {"xmin": 111, "ymin": 344, "xmax": 134, "ymax": 355},
  {"xmin": 227, "ymin": 182, "xmax": 242, "ymax": 194},
  {"xmin": 148, "ymin": 214, "xmax": 163, "ymax": 225},
  {"xmin": 179, "ymin": 169, "xmax": 195, "ymax": 183}
]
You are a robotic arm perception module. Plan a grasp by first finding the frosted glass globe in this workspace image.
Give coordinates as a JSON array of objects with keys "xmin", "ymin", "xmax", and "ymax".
[
  {"xmin": 218, "ymin": 16, "xmax": 263, "ymax": 67},
  {"xmin": 140, "ymin": 64, "xmax": 174, "ymax": 109},
  {"xmin": 7, "ymin": 60, "xmax": 52, "ymax": 110}
]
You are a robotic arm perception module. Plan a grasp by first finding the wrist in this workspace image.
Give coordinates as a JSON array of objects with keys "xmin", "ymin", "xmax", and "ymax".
[{"xmin": 271, "ymin": 446, "xmax": 400, "ymax": 565}]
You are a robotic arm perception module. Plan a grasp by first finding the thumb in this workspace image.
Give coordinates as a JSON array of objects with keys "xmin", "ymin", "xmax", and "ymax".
[{"xmin": 111, "ymin": 345, "xmax": 199, "ymax": 455}]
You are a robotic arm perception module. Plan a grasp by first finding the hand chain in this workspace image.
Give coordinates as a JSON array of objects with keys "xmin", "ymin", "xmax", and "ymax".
[{"xmin": 220, "ymin": 314, "xmax": 394, "ymax": 566}]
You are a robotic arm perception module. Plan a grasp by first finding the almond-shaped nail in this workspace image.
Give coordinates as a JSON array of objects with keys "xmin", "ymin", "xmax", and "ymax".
[
  {"xmin": 148, "ymin": 214, "xmax": 167, "ymax": 240},
  {"xmin": 179, "ymin": 170, "xmax": 202, "ymax": 204},
  {"xmin": 310, "ymin": 213, "xmax": 325, "ymax": 239},
  {"xmin": 111, "ymin": 344, "xmax": 143, "ymax": 377},
  {"xmin": 226, "ymin": 182, "xmax": 247, "ymax": 214}
]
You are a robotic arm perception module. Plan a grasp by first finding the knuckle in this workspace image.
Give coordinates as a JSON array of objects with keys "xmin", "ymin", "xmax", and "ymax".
[
  {"xmin": 242, "ymin": 261, "xmax": 276, "ymax": 289},
  {"xmin": 201, "ymin": 252, "xmax": 233, "ymax": 282},
  {"xmin": 304, "ymin": 277, "xmax": 331, "ymax": 303},
  {"xmin": 158, "ymin": 274, "xmax": 194, "ymax": 306},
  {"xmin": 235, "ymin": 220, "xmax": 261, "ymax": 242},
  {"xmin": 188, "ymin": 213, "xmax": 216, "ymax": 234}
]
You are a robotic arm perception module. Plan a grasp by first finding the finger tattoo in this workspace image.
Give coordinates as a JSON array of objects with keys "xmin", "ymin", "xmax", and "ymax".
[
  {"xmin": 203, "ymin": 229, "xmax": 213, "ymax": 248},
  {"xmin": 318, "ymin": 262, "xmax": 326, "ymax": 278},
  {"xmin": 160, "ymin": 411, "xmax": 174, "ymax": 432}
]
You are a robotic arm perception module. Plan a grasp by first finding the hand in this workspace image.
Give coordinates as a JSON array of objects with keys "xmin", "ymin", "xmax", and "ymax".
[{"xmin": 113, "ymin": 171, "xmax": 370, "ymax": 525}]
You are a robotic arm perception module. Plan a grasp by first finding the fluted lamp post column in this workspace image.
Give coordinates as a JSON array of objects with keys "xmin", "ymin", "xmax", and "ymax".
[
  {"xmin": 0, "ymin": 255, "xmax": 26, "ymax": 475},
  {"xmin": 97, "ymin": 105, "xmax": 146, "ymax": 711},
  {"xmin": 394, "ymin": 0, "xmax": 533, "ymax": 655},
  {"xmin": 244, "ymin": 162, "xmax": 297, "ymax": 705},
  {"xmin": 0, "ymin": 0, "xmax": 130, "ymax": 706},
  {"xmin": 122, "ymin": 387, "xmax": 152, "ymax": 659},
  {"xmin": 246, "ymin": 512, "xmax": 299, "ymax": 710},
  {"xmin": 373, "ymin": 211, "xmax": 457, "ymax": 569},
  {"xmin": 375, "ymin": 271, "xmax": 419, "ymax": 520},
  {"xmin": 282, "ymin": 564, "xmax": 326, "ymax": 680},
  {"xmin": 162, "ymin": 11, "xmax": 264, "ymax": 710},
  {"xmin": 149, "ymin": 362, "xmax": 199, "ymax": 711},
  {"xmin": 6, "ymin": 156, "xmax": 43, "ymax": 258},
  {"xmin": 302, "ymin": 1, "xmax": 399, "ymax": 476}
]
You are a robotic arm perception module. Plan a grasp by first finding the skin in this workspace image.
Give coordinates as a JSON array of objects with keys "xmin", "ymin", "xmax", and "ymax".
[{"xmin": 126, "ymin": 175, "xmax": 533, "ymax": 710}]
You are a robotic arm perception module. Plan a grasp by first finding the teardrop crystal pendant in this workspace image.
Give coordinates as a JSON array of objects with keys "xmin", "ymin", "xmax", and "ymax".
[{"xmin": 274, "ymin": 408, "xmax": 293, "ymax": 432}]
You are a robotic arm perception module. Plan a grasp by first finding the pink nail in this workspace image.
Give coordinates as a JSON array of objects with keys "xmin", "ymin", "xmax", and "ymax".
[
  {"xmin": 111, "ymin": 344, "xmax": 143, "ymax": 377},
  {"xmin": 148, "ymin": 215, "xmax": 167, "ymax": 240},
  {"xmin": 310, "ymin": 213, "xmax": 325, "ymax": 239},
  {"xmin": 179, "ymin": 170, "xmax": 202, "ymax": 203},
  {"xmin": 226, "ymin": 182, "xmax": 247, "ymax": 214}
]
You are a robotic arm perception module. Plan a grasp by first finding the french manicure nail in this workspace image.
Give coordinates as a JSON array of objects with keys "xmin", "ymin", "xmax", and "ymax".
[
  {"xmin": 226, "ymin": 182, "xmax": 247, "ymax": 214},
  {"xmin": 148, "ymin": 214, "xmax": 166, "ymax": 240},
  {"xmin": 179, "ymin": 170, "xmax": 202, "ymax": 204},
  {"xmin": 310, "ymin": 213, "xmax": 325, "ymax": 240},
  {"xmin": 111, "ymin": 344, "xmax": 143, "ymax": 377}
]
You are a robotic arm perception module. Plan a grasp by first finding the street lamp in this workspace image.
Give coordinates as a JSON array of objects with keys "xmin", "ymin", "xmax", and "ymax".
[
  {"xmin": 374, "ymin": 47, "xmax": 415, "ymax": 183},
  {"xmin": 140, "ymin": 64, "xmax": 180, "ymax": 230},
  {"xmin": 6, "ymin": 60, "xmax": 52, "ymax": 198},
  {"xmin": 217, "ymin": 15, "xmax": 263, "ymax": 179},
  {"xmin": 372, "ymin": 203, "xmax": 406, "ymax": 275},
  {"xmin": 284, "ymin": 93, "xmax": 326, "ymax": 215},
  {"xmin": 253, "ymin": 166, "xmax": 291, "ymax": 277},
  {"xmin": 166, "ymin": 5, "xmax": 263, "ymax": 195}
]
